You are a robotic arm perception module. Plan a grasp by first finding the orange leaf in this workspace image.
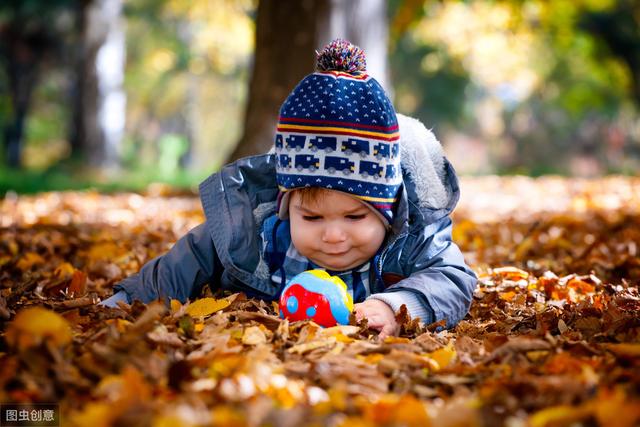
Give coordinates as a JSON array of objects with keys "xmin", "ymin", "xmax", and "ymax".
[
  {"xmin": 593, "ymin": 387, "xmax": 640, "ymax": 427},
  {"xmin": 492, "ymin": 266, "xmax": 529, "ymax": 281},
  {"xmin": 360, "ymin": 394, "xmax": 431, "ymax": 427},
  {"xmin": 68, "ymin": 270, "xmax": 87, "ymax": 297},
  {"xmin": 567, "ymin": 278, "xmax": 595, "ymax": 294},
  {"xmin": 603, "ymin": 343, "xmax": 640, "ymax": 358},
  {"xmin": 499, "ymin": 291, "xmax": 517, "ymax": 302}
]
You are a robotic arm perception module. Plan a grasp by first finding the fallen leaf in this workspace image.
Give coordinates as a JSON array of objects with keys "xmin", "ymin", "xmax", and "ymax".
[
  {"xmin": 603, "ymin": 343, "xmax": 640, "ymax": 358},
  {"xmin": 492, "ymin": 266, "xmax": 529, "ymax": 281},
  {"xmin": 16, "ymin": 252, "xmax": 45, "ymax": 270},
  {"xmin": 242, "ymin": 326, "xmax": 267, "ymax": 345},
  {"xmin": 5, "ymin": 306, "xmax": 72, "ymax": 351},
  {"xmin": 185, "ymin": 297, "xmax": 231, "ymax": 318},
  {"xmin": 529, "ymin": 404, "xmax": 590, "ymax": 427},
  {"xmin": 68, "ymin": 270, "xmax": 87, "ymax": 296},
  {"xmin": 427, "ymin": 343, "xmax": 457, "ymax": 370}
]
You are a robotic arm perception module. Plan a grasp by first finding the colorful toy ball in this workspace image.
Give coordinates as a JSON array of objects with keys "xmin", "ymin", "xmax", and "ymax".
[{"xmin": 279, "ymin": 270, "xmax": 354, "ymax": 327}]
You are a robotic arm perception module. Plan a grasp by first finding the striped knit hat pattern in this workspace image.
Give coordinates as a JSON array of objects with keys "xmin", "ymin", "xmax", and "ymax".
[{"xmin": 275, "ymin": 39, "xmax": 401, "ymax": 225}]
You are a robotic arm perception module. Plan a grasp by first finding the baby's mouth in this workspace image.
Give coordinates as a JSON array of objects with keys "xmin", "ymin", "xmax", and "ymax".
[{"xmin": 324, "ymin": 249, "xmax": 349, "ymax": 256}]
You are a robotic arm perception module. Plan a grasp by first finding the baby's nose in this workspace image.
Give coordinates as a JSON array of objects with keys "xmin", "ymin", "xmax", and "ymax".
[{"xmin": 322, "ymin": 223, "xmax": 347, "ymax": 242}]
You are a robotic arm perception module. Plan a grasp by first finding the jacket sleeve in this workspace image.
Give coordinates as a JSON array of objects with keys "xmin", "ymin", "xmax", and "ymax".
[
  {"xmin": 99, "ymin": 289, "xmax": 130, "ymax": 307},
  {"xmin": 370, "ymin": 216, "xmax": 477, "ymax": 328},
  {"xmin": 113, "ymin": 222, "xmax": 222, "ymax": 304}
]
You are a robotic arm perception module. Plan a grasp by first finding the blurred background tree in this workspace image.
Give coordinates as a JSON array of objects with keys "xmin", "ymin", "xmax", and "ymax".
[
  {"xmin": 0, "ymin": 0, "xmax": 76, "ymax": 168},
  {"xmin": 0, "ymin": 0, "xmax": 638, "ymax": 193}
]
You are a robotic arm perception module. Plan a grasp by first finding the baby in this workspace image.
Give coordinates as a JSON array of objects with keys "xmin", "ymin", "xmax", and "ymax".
[{"xmin": 101, "ymin": 39, "xmax": 477, "ymax": 338}]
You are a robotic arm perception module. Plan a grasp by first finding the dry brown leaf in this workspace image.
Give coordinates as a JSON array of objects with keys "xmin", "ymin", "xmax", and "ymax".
[{"xmin": 242, "ymin": 325, "xmax": 267, "ymax": 346}]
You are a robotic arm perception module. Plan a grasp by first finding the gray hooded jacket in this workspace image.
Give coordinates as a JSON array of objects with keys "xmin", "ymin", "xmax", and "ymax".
[{"xmin": 112, "ymin": 115, "xmax": 477, "ymax": 327}]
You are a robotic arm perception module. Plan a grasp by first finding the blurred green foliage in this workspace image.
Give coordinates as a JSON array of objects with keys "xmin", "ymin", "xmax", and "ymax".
[{"xmin": 388, "ymin": 0, "xmax": 639, "ymax": 176}]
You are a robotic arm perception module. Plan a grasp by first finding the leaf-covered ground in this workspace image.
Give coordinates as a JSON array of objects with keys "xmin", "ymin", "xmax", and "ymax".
[{"xmin": 1, "ymin": 177, "xmax": 639, "ymax": 427}]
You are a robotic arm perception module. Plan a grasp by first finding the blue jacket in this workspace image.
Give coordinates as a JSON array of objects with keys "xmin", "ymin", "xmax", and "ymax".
[{"xmin": 111, "ymin": 115, "xmax": 477, "ymax": 327}]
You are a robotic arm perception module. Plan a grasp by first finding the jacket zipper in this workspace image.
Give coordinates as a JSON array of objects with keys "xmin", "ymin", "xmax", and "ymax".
[{"xmin": 375, "ymin": 232, "xmax": 406, "ymax": 287}]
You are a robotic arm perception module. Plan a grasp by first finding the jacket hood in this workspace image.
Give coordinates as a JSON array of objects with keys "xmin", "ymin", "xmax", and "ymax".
[{"xmin": 390, "ymin": 114, "xmax": 460, "ymax": 235}]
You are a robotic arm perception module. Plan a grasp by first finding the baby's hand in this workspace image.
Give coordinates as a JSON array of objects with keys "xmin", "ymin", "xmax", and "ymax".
[{"xmin": 353, "ymin": 299, "xmax": 399, "ymax": 340}]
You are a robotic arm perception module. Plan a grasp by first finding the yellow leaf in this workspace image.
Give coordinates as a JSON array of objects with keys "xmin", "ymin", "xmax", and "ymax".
[
  {"xmin": 16, "ymin": 252, "xmax": 45, "ymax": 271},
  {"xmin": 319, "ymin": 325, "xmax": 358, "ymax": 343},
  {"xmin": 210, "ymin": 405, "xmax": 246, "ymax": 426},
  {"xmin": 54, "ymin": 262, "xmax": 76, "ymax": 278},
  {"xmin": 499, "ymin": 290, "xmax": 517, "ymax": 302},
  {"xmin": 529, "ymin": 404, "xmax": 590, "ymax": 427},
  {"xmin": 87, "ymin": 242, "xmax": 122, "ymax": 261},
  {"xmin": 170, "ymin": 299, "xmax": 182, "ymax": 314},
  {"xmin": 320, "ymin": 325, "xmax": 359, "ymax": 337},
  {"xmin": 113, "ymin": 318, "xmax": 132, "ymax": 333},
  {"xmin": 428, "ymin": 344, "xmax": 457, "ymax": 370},
  {"xmin": 5, "ymin": 306, "xmax": 72, "ymax": 351},
  {"xmin": 68, "ymin": 402, "xmax": 114, "ymax": 427},
  {"xmin": 357, "ymin": 353, "xmax": 385, "ymax": 364},
  {"xmin": 185, "ymin": 297, "xmax": 230, "ymax": 318},
  {"xmin": 153, "ymin": 415, "xmax": 196, "ymax": 427},
  {"xmin": 383, "ymin": 336, "xmax": 412, "ymax": 344}
]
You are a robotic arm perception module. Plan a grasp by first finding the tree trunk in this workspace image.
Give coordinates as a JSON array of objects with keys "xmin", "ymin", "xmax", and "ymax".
[
  {"xmin": 227, "ymin": 0, "xmax": 390, "ymax": 162},
  {"xmin": 72, "ymin": 0, "xmax": 126, "ymax": 168},
  {"xmin": 226, "ymin": 0, "xmax": 328, "ymax": 162},
  {"xmin": 2, "ymin": 30, "xmax": 46, "ymax": 168}
]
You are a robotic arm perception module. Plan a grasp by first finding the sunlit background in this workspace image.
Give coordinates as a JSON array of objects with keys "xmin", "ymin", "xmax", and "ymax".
[{"xmin": 1, "ymin": 0, "xmax": 638, "ymax": 193}]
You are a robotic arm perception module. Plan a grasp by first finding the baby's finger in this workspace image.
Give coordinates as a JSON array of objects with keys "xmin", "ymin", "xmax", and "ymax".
[
  {"xmin": 378, "ymin": 323, "xmax": 397, "ymax": 341},
  {"xmin": 353, "ymin": 305, "xmax": 366, "ymax": 322},
  {"xmin": 363, "ymin": 313, "xmax": 384, "ymax": 328}
]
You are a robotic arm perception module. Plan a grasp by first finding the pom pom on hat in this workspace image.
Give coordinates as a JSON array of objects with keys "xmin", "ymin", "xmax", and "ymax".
[{"xmin": 316, "ymin": 38, "xmax": 366, "ymax": 73}]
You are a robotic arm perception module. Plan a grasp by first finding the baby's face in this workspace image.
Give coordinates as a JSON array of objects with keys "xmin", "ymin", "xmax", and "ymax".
[{"xmin": 289, "ymin": 189, "xmax": 387, "ymax": 271}]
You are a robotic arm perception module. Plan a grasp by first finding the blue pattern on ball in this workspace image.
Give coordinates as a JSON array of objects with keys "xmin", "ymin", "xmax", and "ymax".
[{"xmin": 286, "ymin": 295, "xmax": 299, "ymax": 314}]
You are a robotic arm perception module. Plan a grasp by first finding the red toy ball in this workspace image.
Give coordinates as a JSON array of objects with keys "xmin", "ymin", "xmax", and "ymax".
[{"xmin": 279, "ymin": 270, "xmax": 354, "ymax": 327}]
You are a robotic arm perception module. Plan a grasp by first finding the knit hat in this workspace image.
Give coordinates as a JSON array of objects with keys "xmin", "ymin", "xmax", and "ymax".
[{"xmin": 275, "ymin": 39, "xmax": 401, "ymax": 225}]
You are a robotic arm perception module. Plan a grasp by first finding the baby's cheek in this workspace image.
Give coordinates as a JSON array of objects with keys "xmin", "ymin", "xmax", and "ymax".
[{"xmin": 362, "ymin": 224, "xmax": 386, "ymax": 248}]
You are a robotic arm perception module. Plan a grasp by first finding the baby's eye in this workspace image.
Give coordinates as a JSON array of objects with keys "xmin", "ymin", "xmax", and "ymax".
[
  {"xmin": 346, "ymin": 214, "xmax": 366, "ymax": 220},
  {"xmin": 303, "ymin": 215, "xmax": 322, "ymax": 221}
]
